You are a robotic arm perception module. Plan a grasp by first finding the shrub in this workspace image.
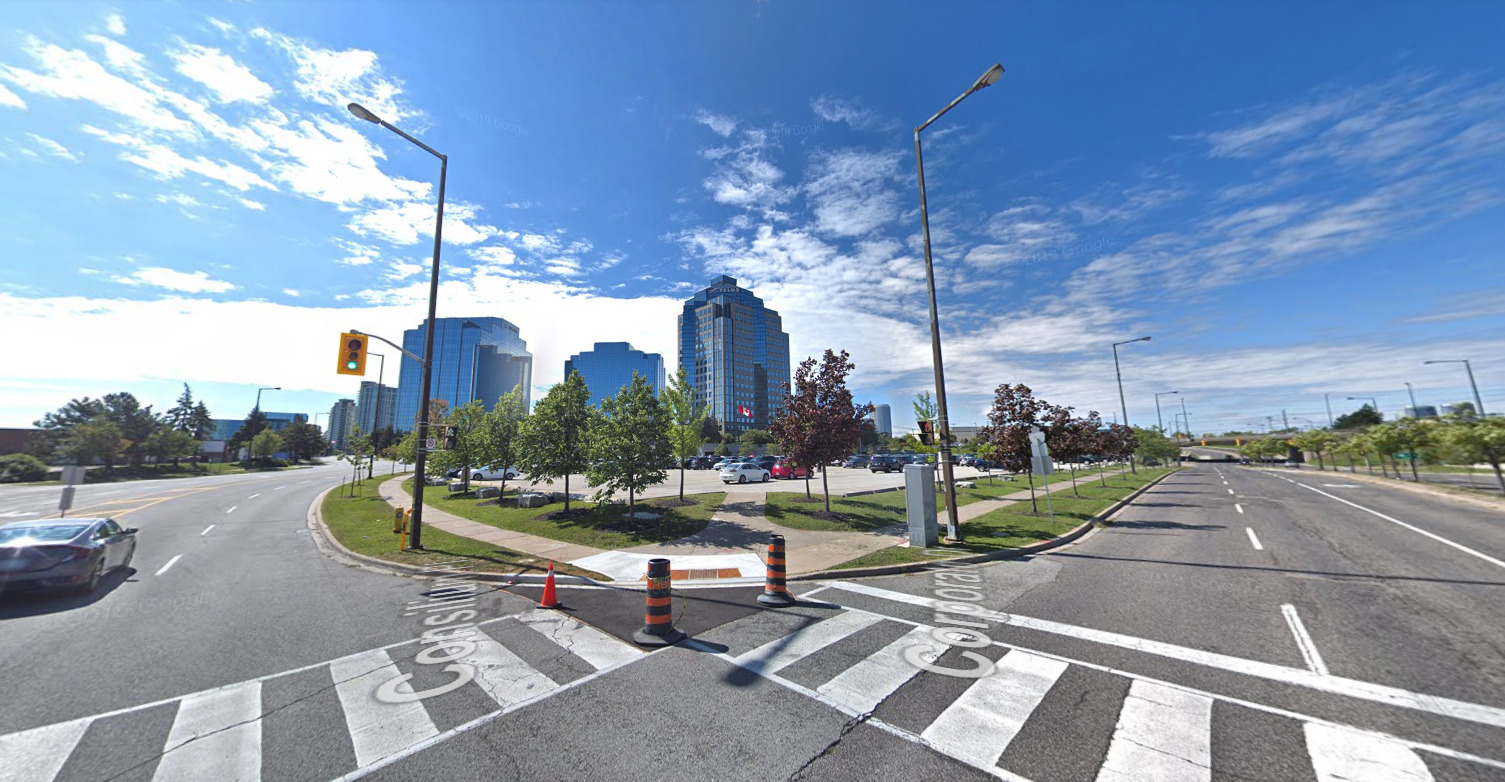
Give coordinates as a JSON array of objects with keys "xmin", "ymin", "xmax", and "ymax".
[{"xmin": 0, "ymin": 453, "xmax": 49, "ymax": 483}]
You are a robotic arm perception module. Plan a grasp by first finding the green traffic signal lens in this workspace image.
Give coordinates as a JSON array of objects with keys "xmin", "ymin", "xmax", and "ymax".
[{"xmin": 346, "ymin": 361, "xmax": 358, "ymax": 369}]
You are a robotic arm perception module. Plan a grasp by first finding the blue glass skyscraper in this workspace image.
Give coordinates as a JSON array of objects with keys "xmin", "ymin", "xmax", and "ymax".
[
  {"xmin": 677, "ymin": 276, "xmax": 791, "ymax": 436},
  {"xmin": 394, "ymin": 317, "xmax": 533, "ymax": 432},
  {"xmin": 564, "ymin": 342, "xmax": 666, "ymax": 408}
]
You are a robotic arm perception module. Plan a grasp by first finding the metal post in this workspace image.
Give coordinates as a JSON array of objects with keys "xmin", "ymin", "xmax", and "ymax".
[
  {"xmin": 1112, "ymin": 337, "xmax": 1149, "ymax": 474},
  {"xmin": 1324, "ymin": 393, "xmax": 1334, "ymax": 427},
  {"xmin": 1464, "ymin": 360, "xmax": 1486, "ymax": 418},
  {"xmin": 915, "ymin": 129, "xmax": 960, "ymax": 542},
  {"xmin": 1404, "ymin": 382, "xmax": 1419, "ymax": 418},
  {"xmin": 1180, "ymin": 397, "xmax": 1191, "ymax": 441},
  {"xmin": 1282, "ymin": 409, "xmax": 1290, "ymax": 431},
  {"xmin": 1154, "ymin": 390, "xmax": 1177, "ymax": 434},
  {"xmin": 408, "ymin": 155, "xmax": 447, "ymax": 550}
]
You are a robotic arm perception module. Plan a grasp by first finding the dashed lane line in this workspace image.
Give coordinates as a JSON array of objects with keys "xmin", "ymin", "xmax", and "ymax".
[
  {"xmin": 1235, "ymin": 503, "xmax": 1244, "ymax": 514},
  {"xmin": 200, "ymin": 525, "xmax": 215, "ymax": 536},
  {"xmin": 1246, "ymin": 528, "xmax": 1263, "ymax": 550},
  {"xmin": 154, "ymin": 554, "xmax": 182, "ymax": 577}
]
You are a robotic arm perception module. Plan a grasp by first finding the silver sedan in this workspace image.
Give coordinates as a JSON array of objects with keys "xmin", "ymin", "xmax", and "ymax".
[{"xmin": 0, "ymin": 517, "xmax": 138, "ymax": 595}]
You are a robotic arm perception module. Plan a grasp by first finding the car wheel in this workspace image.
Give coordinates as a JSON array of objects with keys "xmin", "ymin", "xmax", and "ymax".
[
  {"xmin": 119, "ymin": 544, "xmax": 134, "ymax": 571},
  {"xmin": 762, "ymin": 472, "xmax": 770, "ymax": 483},
  {"xmin": 73, "ymin": 558, "xmax": 105, "ymax": 595},
  {"xmin": 738, "ymin": 475, "xmax": 747, "ymax": 484}
]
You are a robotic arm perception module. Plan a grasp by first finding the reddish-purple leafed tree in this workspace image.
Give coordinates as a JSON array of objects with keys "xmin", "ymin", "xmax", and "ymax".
[
  {"xmin": 980, "ymin": 383, "xmax": 1058, "ymax": 514},
  {"xmin": 770, "ymin": 349, "xmax": 874, "ymax": 513}
]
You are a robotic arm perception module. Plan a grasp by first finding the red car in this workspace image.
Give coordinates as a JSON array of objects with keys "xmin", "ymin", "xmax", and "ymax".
[{"xmin": 770, "ymin": 460, "xmax": 810, "ymax": 479}]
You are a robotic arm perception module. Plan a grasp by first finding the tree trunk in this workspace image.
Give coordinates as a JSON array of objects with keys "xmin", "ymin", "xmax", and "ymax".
[
  {"xmin": 1347, "ymin": 456, "xmax": 1355, "ymax": 473},
  {"xmin": 822, "ymin": 465, "xmax": 831, "ymax": 513},
  {"xmin": 1316, "ymin": 453, "xmax": 1325, "ymax": 471},
  {"xmin": 1409, "ymin": 457, "xmax": 1419, "ymax": 483},
  {"xmin": 1069, "ymin": 464, "xmax": 1080, "ymax": 498},
  {"xmin": 628, "ymin": 485, "xmax": 635, "ymax": 519},
  {"xmin": 1098, "ymin": 464, "xmax": 1107, "ymax": 487},
  {"xmin": 678, "ymin": 465, "xmax": 685, "ymax": 501},
  {"xmin": 1490, "ymin": 456, "xmax": 1505, "ymax": 495},
  {"xmin": 564, "ymin": 474, "xmax": 571, "ymax": 511},
  {"xmin": 805, "ymin": 472, "xmax": 812, "ymax": 498}
]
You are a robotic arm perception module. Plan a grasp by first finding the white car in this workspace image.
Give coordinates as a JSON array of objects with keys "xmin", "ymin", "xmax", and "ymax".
[
  {"xmin": 466, "ymin": 466, "xmax": 522, "ymax": 481},
  {"xmin": 720, "ymin": 463, "xmax": 770, "ymax": 484}
]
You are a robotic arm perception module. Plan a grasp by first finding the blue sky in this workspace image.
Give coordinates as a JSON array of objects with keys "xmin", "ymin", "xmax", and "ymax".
[{"xmin": 2, "ymin": 0, "xmax": 1503, "ymax": 434}]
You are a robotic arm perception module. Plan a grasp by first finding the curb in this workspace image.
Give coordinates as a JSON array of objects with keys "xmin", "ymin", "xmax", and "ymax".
[
  {"xmin": 792, "ymin": 468, "xmax": 1181, "ymax": 581},
  {"xmin": 305, "ymin": 484, "xmax": 610, "ymax": 586}
]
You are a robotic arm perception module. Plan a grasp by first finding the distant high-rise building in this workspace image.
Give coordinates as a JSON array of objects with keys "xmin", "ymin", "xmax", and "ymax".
[
  {"xmin": 356, "ymin": 381, "xmax": 398, "ymax": 434},
  {"xmin": 209, "ymin": 412, "xmax": 307, "ymax": 442},
  {"xmin": 677, "ymin": 275, "xmax": 791, "ymax": 436},
  {"xmin": 1406, "ymin": 405, "xmax": 1439, "ymax": 419},
  {"xmin": 564, "ymin": 342, "xmax": 666, "ymax": 408},
  {"xmin": 395, "ymin": 317, "xmax": 533, "ymax": 431},
  {"xmin": 872, "ymin": 404, "xmax": 892, "ymax": 436},
  {"xmin": 328, "ymin": 399, "xmax": 356, "ymax": 449}
]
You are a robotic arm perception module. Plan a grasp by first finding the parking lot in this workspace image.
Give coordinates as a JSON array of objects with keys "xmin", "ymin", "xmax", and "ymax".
[{"xmin": 489, "ymin": 461, "xmax": 1012, "ymax": 500}]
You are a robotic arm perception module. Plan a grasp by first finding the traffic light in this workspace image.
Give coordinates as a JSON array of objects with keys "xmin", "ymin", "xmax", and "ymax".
[
  {"xmin": 444, "ymin": 426, "xmax": 458, "ymax": 450},
  {"xmin": 918, "ymin": 420, "xmax": 934, "ymax": 445},
  {"xmin": 336, "ymin": 332, "xmax": 368, "ymax": 376}
]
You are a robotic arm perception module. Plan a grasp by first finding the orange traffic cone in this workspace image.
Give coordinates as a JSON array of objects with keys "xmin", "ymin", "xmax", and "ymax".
[{"xmin": 539, "ymin": 563, "xmax": 561, "ymax": 609}]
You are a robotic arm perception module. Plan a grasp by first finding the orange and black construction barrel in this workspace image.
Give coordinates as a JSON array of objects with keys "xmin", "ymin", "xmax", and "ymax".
[
  {"xmin": 757, "ymin": 533, "xmax": 796, "ymax": 607},
  {"xmin": 632, "ymin": 557, "xmax": 685, "ymax": 647}
]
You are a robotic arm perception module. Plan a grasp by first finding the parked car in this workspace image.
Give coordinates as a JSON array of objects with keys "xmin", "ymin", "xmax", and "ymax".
[
  {"xmin": 843, "ymin": 455, "xmax": 870, "ymax": 469},
  {"xmin": 0, "ymin": 518, "xmax": 138, "ymax": 595},
  {"xmin": 868, "ymin": 454, "xmax": 904, "ymax": 473},
  {"xmin": 464, "ymin": 466, "xmax": 522, "ymax": 481},
  {"xmin": 720, "ymin": 462, "xmax": 771, "ymax": 484},
  {"xmin": 770, "ymin": 460, "xmax": 810, "ymax": 480},
  {"xmin": 710, "ymin": 458, "xmax": 737, "ymax": 470},
  {"xmin": 1283, "ymin": 460, "xmax": 1301, "ymax": 469},
  {"xmin": 751, "ymin": 455, "xmax": 779, "ymax": 470}
]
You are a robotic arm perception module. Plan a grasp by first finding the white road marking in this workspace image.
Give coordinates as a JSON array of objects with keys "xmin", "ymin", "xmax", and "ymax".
[
  {"xmin": 921, "ymin": 650, "xmax": 1069, "ymax": 768},
  {"xmin": 155, "ymin": 555, "xmax": 182, "ymax": 576},
  {"xmin": 733, "ymin": 610, "xmax": 884, "ymax": 675},
  {"xmin": 1292, "ymin": 482, "xmax": 1505, "ymax": 571},
  {"xmin": 1235, "ymin": 503, "xmax": 1244, "ymax": 514},
  {"xmin": 1227, "ymin": 489, "xmax": 1235, "ymax": 495},
  {"xmin": 247, "ymin": 493, "xmax": 260, "ymax": 499},
  {"xmin": 1222, "ymin": 479, "xmax": 1229, "ymax": 485},
  {"xmin": 1321, "ymin": 484, "xmax": 1361, "ymax": 488},
  {"xmin": 152, "ymin": 681, "xmax": 261, "ymax": 782},
  {"xmin": 330, "ymin": 649, "xmax": 440, "ymax": 768},
  {"xmin": 517, "ymin": 610, "xmax": 641, "ymax": 670},
  {"xmin": 1097, "ymin": 679, "xmax": 1213, "ymax": 782},
  {"xmin": 1246, "ymin": 528, "xmax": 1263, "ymax": 550},
  {"xmin": 200, "ymin": 525, "xmax": 215, "ymax": 536},
  {"xmin": 462, "ymin": 628, "xmax": 559, "ymax": 709},
  {"xmin": 272, "ymin": 486, "xmax": 285, "ymax": 491},
  {"xmin": 0, "ymin": 510, "xmax": 37, "ymax": 518},
  {"xmin": 822, "ymin": 581, "xmax": 1505, "ymax": 729},
  {"xmin": 1304, "ymin": 723, "xmax": 1435, "ymax": 782},
  {"xmin": 1282, "ymin": 604, "xmax": 1329, "ymax": 676},
  {"xmin": 226, "ymin": 506, "xmax": 237, "ymax": 514},
  {"xmin": 0, "ymin": 718, "xmax": 92, "ymax": 782},
  {"xmin": 818, "ymin": 624, "xmax": 932, "ymax": 714}
]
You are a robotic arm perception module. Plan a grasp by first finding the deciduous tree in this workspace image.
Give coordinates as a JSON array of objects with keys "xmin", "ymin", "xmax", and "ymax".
[
  {"xmin": 587, "ymin": 372, "xmax": 669, "ymax": 518},
  {"xmin": 478, "ymin": 384, "xmax": 528, "ymax": 500},
  {"xmin": 660, "ymin": 367, "xmax": 708, "ymax": 501},
  {"xmin": 518, "ymin": 372, "xmax": 593, "ymax": 511},
  {"xmin": 770, "ymin": 350, "xmax": 874, "ymax": 512},
  {"xmin": 979, "ymin": 384, "xmax": 1055, "ymax": 513},
  {"xmin": 250, "ymin": 429, "xmax": 284, "ymax": 461},
  {"xmin": 61, "ymin": 418, "xmax": 125, "ymax": 471}
]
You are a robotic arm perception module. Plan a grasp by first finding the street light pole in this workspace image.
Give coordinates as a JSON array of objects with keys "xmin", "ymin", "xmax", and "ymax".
[
  {"xmin": 1324, "ymin": 393, "xmax": 1334, "ymax": 428},
  {"xmin": 1423, "ymin": 359, "xmax": 1487, "ymax": 418},
  {"xmin": 1112, "ymin": 336, "xmax": 1151, "ymax": 473},
  {"xmin": 1154, "ymin": 390, "xmax": 1178, "ymax": 435},
  {"xmin": 914, "ymin": 62, "xmax": 1003, "ymax": 543},
  {"xmin": 1404, "ymin": 382, "xmax": 1420, "ymax": 418},
  {"xmin": 349, "ymin": 102, "xmax": 447, "ymax": 550},
  {"xmin": 1180, "ymin": 397, "xmax": 1191, "ymax": 441}
]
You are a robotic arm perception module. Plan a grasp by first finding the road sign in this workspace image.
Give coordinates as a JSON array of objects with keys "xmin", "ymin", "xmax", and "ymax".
[
  {"xmin": 61, "ymin": 465, "xmax": 85, "ymax": 485},
  {"xmin": 1029, "ymin": 426, "xmax": 1054, "ymax": 476},
  {"xmin": 1395, "ymin": 452, "xmax": 1418, "ymax": 460},
  {"xmin": 424, "ymin": 438, "xmax": 437, "ymax": 450},
  {"xmin": 58, "ymin": 485, "xmax": 75, "ymax": 515}
]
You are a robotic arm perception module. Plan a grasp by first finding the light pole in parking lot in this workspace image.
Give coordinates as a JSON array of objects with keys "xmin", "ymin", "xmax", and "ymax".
[
  {"xmin": 1154, "ymin": 390, "xmax": 1178, "ymax": 436},
  {"xmin": 1180, "ymin": 397, "xmax": 1191, "ymax": 441},
  {"xmin": 1404, "ymin": 382, "xmax": 1420, "ymax": 418},
  {"xmin": 1113, "ymin": 336, "xmax": 1151, "ymax": 472},
  {"xmin": 1423, "ymin": 359, "xmax": 1486, "ymax": 418},
  {"xmin": 915, "ymin": 62, "xmax": 1004, "ymax": 543},
  {"xmin": 348, "ymin": 101, "xmax": 447, "ymax": 550}
]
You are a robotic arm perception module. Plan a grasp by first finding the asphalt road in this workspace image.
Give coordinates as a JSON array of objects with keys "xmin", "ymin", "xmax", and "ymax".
[{"xmin": 4, "ymin": 463, "xmax": 1502, "ymax": 781}]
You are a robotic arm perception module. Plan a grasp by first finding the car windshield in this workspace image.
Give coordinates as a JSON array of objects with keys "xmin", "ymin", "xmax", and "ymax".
[{"xmin": 0, "ymin": 525, "xmax": 89, "ymax": 544}]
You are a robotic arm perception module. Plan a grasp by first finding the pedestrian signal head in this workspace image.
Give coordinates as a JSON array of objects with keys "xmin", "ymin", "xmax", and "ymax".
[{"xmin": 337, "ymin": 332, "xmax": 368, "ymax": 376}]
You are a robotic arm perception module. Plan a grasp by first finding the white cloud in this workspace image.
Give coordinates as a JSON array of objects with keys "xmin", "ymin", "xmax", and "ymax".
[
  {"xmin": 0, "ymin": 82, "xmax": 24, "ymax": 109},
  {"xmin": 348, "ymin": 200, "xmax": 497, "ymax": 246},
  {"xmin": 804, "ymin": 148, "xmax": 904, "ymax": 237},
  {"xmin": 250, "ymin": 117, "xmax": 428, "ymax": 205},
  {"xmin": 282, "ymin": 288, "xmax": 299, "ymax": 297},
  {"xmin": 1, "ymin": 38, "xmax": 195, "ymax": 136},
  {"xmin": 170, "ymin": 44, "xmax": 274, "ymax": 104},
  {"xmin": 155, "ymin": 193, "xmax": 200, "ymax": 208},
  {"xmin": 105, "ymin": 13, "xmax": 126, "ymax": 36},
  {"xmin": 252, "ymin": 28, "xmax": 413, "ymax": 123},
  {"xmin": 208, "ymin": 18, "xmax": 235, "ymax": 34},
  {"xmin": 237, "ymin": 197, "xmax": 266, "ymax": 210},
  {"xmin": 332, "ymin": 238, "xmax": 380, "ymax": 266},
  {"xmin": 468, "ymin": 245, "xmax": 517, "ymax": 266},
  {"xmin": 113, "ymin": 267, "xmax": 236, "ymax": 293},
  {"xmin": 810, "ymin": 96, "xmax": 887, "ymax": 130},
  {"xmin": 693, "ymin": 109, "xmax": 738, "ymax": 137},
  {"xmin": 26, "ymin": 133, "xmax": 79, "ymax": 161}
]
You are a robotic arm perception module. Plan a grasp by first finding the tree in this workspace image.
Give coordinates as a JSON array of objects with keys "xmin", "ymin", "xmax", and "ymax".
[
  {"xmin": 769, "ymin": 349, "xmax": 874, "ymax": 512},
  {"xmin": 1291, "ymin": 430, "xmax": 1336, "ymax": 471},
  {"xmin": 714, "ymin": 441, "xmax": 730, "ymax": 457},
  {"xmin": 518, "ymin": 371, "xmax": 594, "ymax": 511},
  {"xmin": 101, "ymin": 392, "xmax": 160, "ymax": 466},
  {"xmin": 913, "ymin": 391, "xmax": 937, "ymax": 430},
  {"xmin": 979, "ymin": 384, "xmax": 1055, "ymax": 513},
  {"xmin": 395, "ymin": 430, "xmax": 419, "ymax": 468},
  {"xmin": 61, "ymin": 418, "xmax": 125, "ymax": 470},
  {"xmin": 1102, "ymin": 424, "xmax": 1140, "ymax": 476},
  {"xmin": 699, "ymin": 415, "xmax": 722, "ymax": 449},
  {"xmin": 1448, "ymin": 401, "xmax": 1478, "ymax": 420},
  {"xmin": 477, "ymin": 384, "xmax": 529, "ymax": 501},
  {"xmin": 190, "ymin": 402, "xmax": 215, "ymax": 440},
  {"xmin": 33, "ymin": 397, "xmax": 109, "ymax": 463},
  {"xmin": 858, "ymin": 418, "xmax": 880, "ymax": 453},
  {"xmin": 1334, "ymin": 405, "xmax": 1382, "ymax": 430},
  {"xmin": 1440, "ymin": 418, "xmax": 1505, "ymax": 493},
  {"xmin": 1368, "ymin": 419, "xmax": 1435, "ymax": 482},
  {"xmin": 661, "ymin": 367, "xmax": 709, "ymax": 501},
  {"xmin": 228, "ymin": 409, "xmax": 269, "ymax": 461},
  {"xmin": 1132, "ymin": 426, "xmax": 1180, "ymax": 466},
  {"xmin": 164, "ymin": 384, "xmax": 198, "ymax": 433},
  {"xmin": 428, "ymin": 400, "xmax": 488, "ymax": 491},
  {"xmin": 737, "ymin": 428, "xmax": 775, "ymax": 455},
  {"xmin": 250, "ymin": 429, "xmax": 284, "ymax": 461},
  {"xmin": 143, "ymin": 426, "xmax": 199, "ymax": 466},
  {"xmin": 587, "ymin": 372, "xmax": 669, "ymax": 518},
  {"xmin": 281, "ymin": 421, "xmax": 325, "ymax": 463}
]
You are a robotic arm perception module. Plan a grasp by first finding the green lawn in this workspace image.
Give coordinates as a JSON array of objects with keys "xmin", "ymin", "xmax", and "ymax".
[
  {"xmin": 829, "ymin": 467, "xmax": 1176, "ymax": 569},
  {"xmin": 763, "ymin": 490, "xmax": 909, "ymax": 532},
  {"xmin": 401, "ymin": 478, "xmax": 723, "ymax": 550},
  {"xmin": 321, "ymin": 476, "xmax": 604, "ymax": 578}
]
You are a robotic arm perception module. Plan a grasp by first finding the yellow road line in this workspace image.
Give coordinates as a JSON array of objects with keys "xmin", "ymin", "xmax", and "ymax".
[{"xmin": 45, "ymin": 486, "xmax": 219, "ymax": 520}]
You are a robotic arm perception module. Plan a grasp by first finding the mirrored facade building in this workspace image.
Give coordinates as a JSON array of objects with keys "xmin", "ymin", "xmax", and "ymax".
[
  {"xmin": 395, "ymin": 317, "xmax": 533, "ymax": 431},
  {"xmin": 677, "ymin": 276, "xmax": 790, "ymax": 436}
]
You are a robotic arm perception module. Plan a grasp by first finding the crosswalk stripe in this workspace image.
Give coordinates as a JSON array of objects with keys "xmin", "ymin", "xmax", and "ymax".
[
  {"xmin": 516, "ymin": 610, "xmax": 642, "ymax": 670},
  {"xmin": 1304, "ymin": 723, "xmax": 1435, "ymax": 782},
  {"xmin": 152, "ymin": 681, "xmax": 262, "ymax": 782},
  {"xmin": 0, "ymin": 718, "xmax": 91, "ymax": 782},
  {"xmin": 920, "ymin": 650, "xmax": 1070, "ymax": 769},
  {"xmin": 816, "ymin": 624, "xmax": 933, "ymax": 714},
  {"xmin": 734, "ymin": 610, "xmax": 885, "ymax": 676},
  {"xmin": 330, "ymin": 649, "xmax": 440, "ymax": 769},
  {"xmin": 464, "ymin": 627, "xmax": 560, "ymax": 709},
  {"xmin": 1097, "ymin": 679, "xmax": 1213, "ymax": 782}
]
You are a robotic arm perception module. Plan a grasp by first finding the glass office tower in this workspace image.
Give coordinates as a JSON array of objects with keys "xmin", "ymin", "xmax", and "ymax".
[
  {"xmin": 677, "ymin": 276, "xmax": 791, "ymax": 436},
  {"xmin": 564, "ymin": 342, "xmax": 666, "ymax": 408},
  {"xmin": 394, "ymin": 317, "xmax": 533, "ymax": 431},
  {"xmin": 355, "ymin": 381, "xmax": 397, "ymax": 434}
]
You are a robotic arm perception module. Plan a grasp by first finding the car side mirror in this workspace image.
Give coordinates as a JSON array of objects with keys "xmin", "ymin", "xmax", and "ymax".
[{"xmin": 123, "ymin": 528, "xmax": 139, "ymax": 535}]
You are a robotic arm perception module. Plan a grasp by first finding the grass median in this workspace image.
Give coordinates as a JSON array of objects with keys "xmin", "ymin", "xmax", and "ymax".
[
  {"xmin": 401, "ymin": 478, "xmax": 723, "ymax": 550},
  {"xmin": 829, "ymin": 467, "xmax": 1177, "ymax": 569},
  {"xmin": 321, "ymin": 476, "xmax": 605, "ymax": 578}
]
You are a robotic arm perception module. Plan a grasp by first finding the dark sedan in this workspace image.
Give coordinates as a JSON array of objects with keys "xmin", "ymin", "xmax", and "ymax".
[{"xmin": 0, "ymin": 517, "xmax": 138, "ymax": 595}]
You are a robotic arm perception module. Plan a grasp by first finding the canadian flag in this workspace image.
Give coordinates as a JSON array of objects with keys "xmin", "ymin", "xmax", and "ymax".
[{"xmin": 737, "ymin": 405, "xmax": 753, "ymax": 418}]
